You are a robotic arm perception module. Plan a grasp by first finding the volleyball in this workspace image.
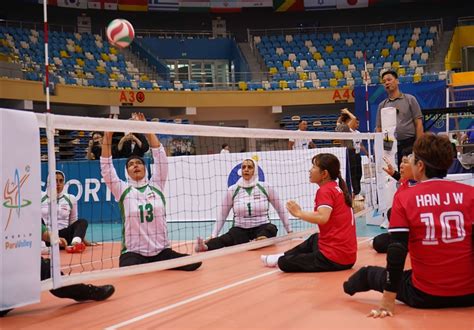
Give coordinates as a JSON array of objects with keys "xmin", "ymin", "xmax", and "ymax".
[{"xmin": 106, "ymin": 19, "xmax": 135, "ymax": 48}]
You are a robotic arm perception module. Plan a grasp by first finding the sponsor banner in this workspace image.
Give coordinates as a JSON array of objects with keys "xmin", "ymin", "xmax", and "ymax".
[
  {"xmin": 1, "ymin": 109, "xmax": 41, "ymax": 311},
  {"xmin": 41, "ymin": 148, "xmax": 347, "ymax": 223}
]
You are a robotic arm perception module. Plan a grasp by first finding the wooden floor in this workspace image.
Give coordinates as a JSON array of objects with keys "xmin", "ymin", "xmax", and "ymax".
[{"xmin": 1, "ymin": 238, "xmax": 473, "ymax": 329}]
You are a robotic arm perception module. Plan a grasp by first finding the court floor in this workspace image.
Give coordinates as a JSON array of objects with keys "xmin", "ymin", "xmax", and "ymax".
[{"xmin": 1, "ymin": 232, "xmax": 473, "ymax": 329}]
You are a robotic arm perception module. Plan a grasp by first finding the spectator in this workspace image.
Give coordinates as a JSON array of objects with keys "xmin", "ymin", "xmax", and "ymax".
[
  {"xmin": 288, "ymin": 120, "xmax": 316, "ymax": 150},
  {"xmin": 220, "ymin": 143, "xmax": 230, "ymax": 154},
  {"xmin": 86, "ymin": 131, "xmax": 103, "ymax": 160},
  {"xmin": 376, "ymin": 70, "xmax": 423, "ymax": 168}
]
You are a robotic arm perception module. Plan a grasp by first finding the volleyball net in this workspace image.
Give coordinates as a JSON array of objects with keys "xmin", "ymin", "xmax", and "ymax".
[{"xmin": 33, "ymin": 113, "xmax": 385, "ymax": 290}]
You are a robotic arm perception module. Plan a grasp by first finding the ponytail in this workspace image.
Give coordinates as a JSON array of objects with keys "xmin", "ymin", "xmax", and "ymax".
[
  {"xmin": 338, "ymin": 173, "xmax": 352, "ymax": 208},
  {"xmin": 313, "ymin": 153, "xmax": 353, "ymax": 208}
]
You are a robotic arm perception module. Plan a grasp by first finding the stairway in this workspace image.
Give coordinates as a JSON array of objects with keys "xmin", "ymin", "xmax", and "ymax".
[
  {"xmin": 238, "ymin": 42, "xmax": 267, "ymax": 81},
  {"xmin": 429, "ymin": 29, "xmax": 454, "ymax": 73},
  {"xmin": 120, "ymin": 47, "xmax": 162, "ymax": 81}
]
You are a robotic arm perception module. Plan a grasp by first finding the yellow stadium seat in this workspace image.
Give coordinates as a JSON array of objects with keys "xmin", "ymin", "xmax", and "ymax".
[
  {"xmin": 279, "ymin": 80, "xmax": 288, "ymax": 89},
  {"xmin": 269, "ymin": 67, "xmax": 278, "ymax": 75},
  {"xmin": 96, "ymin": 66, "xmax": 106, "ymax": 74},
  {"xmin": 413, "ymin": 73, "xmax": 421, "ymax": 82},
  {"xmin": 101, "ymin": 53, "xmax": 110, "ymax": 61},
  {"xmin": 397, "ymin": 67, "xmax": 406, "ymax": 76},
  {"xmin": 76, "ymin": 58, "xmax": 84, "ymax": 66},
  {"xmin": 342, "ymin": 57, "xmax": 351, "ymax": 66},
  {"xmin": 387, "ymin": 35, "xmax": 395, "ymax": 44},
  {"xmin": 313, "ymin": 52, "xmax": 322, "ymax": 60},
  {"xmin": 325, "ymin": 45, "xmax": 334, "ymax": 54},
  {"xmin": 110, "ymin": 47, "xmax": 118, "ymax": 55},
  {"xmin": 334, "ymin": 71, "xmax": 343, "ymax": 79},
  {"xmin": 60, "ymin": 50, "xmax": 69, "ymax": 58},
  {"xmin": 109, "ymin": 73, "xmax": 118, "ymax": 80},
  {"xmin": 283, "ymin": 60, "xmax": 291, "ymax": 68},
  {"xmin": 299, "ymin": 72, "xmax": 308, "ymax": 80},
  {"xmin": 329, "ymin": 78, "xmax": 338, "ymax": 87},
  {"xmin": 141, "ymin": 74, "xmax": 149, "ymax": 81},
  {"xmin": 409, "ymin": 40, "xmax": 417, "ymax": 48},
  {"xmin": 238, "ymin": 81, "xmax": 248, "ymax": 90},
  {"xmin": 74, "ymin": 45, "xmax": 82, "ymax": 53},
  {"xmin": 392, "ymin": 61, "xmax": 400, "ymax": 69},
  {"xmin": 381, "ymin": 48, "xmax": 389, "ymax": 57}
]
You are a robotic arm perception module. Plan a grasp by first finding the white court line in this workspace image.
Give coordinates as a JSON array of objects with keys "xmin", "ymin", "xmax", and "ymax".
[
  {"xmin": 106, "ymin": 238, "xmax": 372, "ymax": 329},
  {"xmin": 105, "ymin": 270, "xmax": 280, "ymax": 330}
]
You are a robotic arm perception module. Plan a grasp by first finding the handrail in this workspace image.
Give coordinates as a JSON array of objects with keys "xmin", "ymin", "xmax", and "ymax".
[
  {"xmin": 0, "ymin": 19, "xmax": 76, "ymax": 33},
  {"xmin": 249, "ymin": 18, "xmax": 443, "ymax": 38}
]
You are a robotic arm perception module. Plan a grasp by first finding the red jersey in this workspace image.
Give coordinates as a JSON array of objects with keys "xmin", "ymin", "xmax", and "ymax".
[
  {"xmin": 315, "ymin": 181, "xmax": 357, "ymax": 265},
  {"xmin": 389, "ymin": 179, "xmax": 474, "ymax": 297}
]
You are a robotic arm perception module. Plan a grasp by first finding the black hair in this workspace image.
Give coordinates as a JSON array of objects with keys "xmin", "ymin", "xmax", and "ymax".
[
  {"xmin": 312, "ymin": 153, "xmax": 352, "ymax": 207},
  {"xmin": 339, "ymin": 113, "xmax": 351, "ymax": 123},
  {"xmin": 222, "ymin": 143, "xmax": 229, "ymax": 149},
  {"xmin": 126, "ymin": 155, "xmax": 145, "ymax": 168},
  {"xmin": 413, "ymin": 133, "xmax": 453, "ymax": 179},
  {"xmin": 381, "ymin": 70, "xmax": 398, "ymax": 80}
]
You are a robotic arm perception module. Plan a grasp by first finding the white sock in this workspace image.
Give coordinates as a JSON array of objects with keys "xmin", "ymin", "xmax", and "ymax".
[
  {"xmin": 261, "ymin": 253, "xmax": 284, "ymax": 267},
  {"xmin": 71, "ymin": 237, "xmax": 82, "ymax": 245}
]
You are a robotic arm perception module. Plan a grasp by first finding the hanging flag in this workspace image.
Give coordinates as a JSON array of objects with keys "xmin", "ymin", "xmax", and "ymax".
[
  {"xmin": 118, "ymin": 0, "xmax": 148, "ymax": 11},
  {"xmin": 148, "ymin": 0, "xmax": 179, "ymax": 11},
  {"xmin": 273, "ymin": 0, "xmax": 304, "ymax": 12},
  {"xmin": 179, "ymin": 0, "xmax": 209, "ymax": 12},
  {"xmin": 304, "ymin": 0, "xmax": 336, "ymax": 10},
  {"xmin": 57, "ymin": 0, "xmax": 88, "ymax": 8},
  {"xmin": 88, "ymin": 0, "xmax": 118, "ymax": 9},
  {"xmin": 210, "ymin": 0, "xmax": 242, "ymax": 13},
  {"xmin": 242, "ymin": 0, "xmax": 272, "ymax": 7},
  {"xmin": 37, "ymin": 0, "xmax": 58, "ymax": 4},
  {"xmin": 336, "ymin": 0, "xmax": 368, "ymax": 9}
]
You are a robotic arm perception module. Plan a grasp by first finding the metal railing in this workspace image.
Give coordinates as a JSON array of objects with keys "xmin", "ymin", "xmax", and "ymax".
[
  {"xmin": 458, "ymin": 16, "xmax": 474, "ymax": 26},
  {"xmin": 248, "ymin": 18, "xmax": 443, "ymax": 41}
]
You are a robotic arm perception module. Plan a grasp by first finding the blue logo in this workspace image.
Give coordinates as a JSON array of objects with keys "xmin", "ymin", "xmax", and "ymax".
[{"xmin": 227, "ymin": 162, "xmax": 265, "ymax": 187}]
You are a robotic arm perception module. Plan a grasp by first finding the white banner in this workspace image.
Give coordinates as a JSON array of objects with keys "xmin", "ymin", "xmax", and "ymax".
[
  {"xmin": 304, "ymin": 0, "xmax": 336, "ymax": 10},
  {"xmin": 164, "ymin": 148, "xmax": 347, "ymax": 222},
  {"xmin": 1, "ymin": 109, "xmax": 41, "ymax": 311}
]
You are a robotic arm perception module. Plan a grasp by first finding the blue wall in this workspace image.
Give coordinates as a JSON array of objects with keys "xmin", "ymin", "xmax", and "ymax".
[
  {"xmin": 141, "ymin": 37, "xmax": 233, "ymax": 60},
  {"xmin": 354, "ymin": 81, "xmax": 447, "ymax": 133}
]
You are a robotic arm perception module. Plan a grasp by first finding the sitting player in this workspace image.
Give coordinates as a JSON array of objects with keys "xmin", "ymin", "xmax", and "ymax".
[{"xmin": 344, "ymin": 133, "xmax": 473, "ymax": 317}]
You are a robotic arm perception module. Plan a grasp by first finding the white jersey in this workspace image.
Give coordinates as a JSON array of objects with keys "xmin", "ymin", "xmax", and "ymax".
[
  {"xmin": 212, "ymin": 182, "xmax": 290, "ymax": 237},
  {"xmin": 41, "ymin": 191, "xmax": 78, "ymax": 230},
  {"xmin": 101, "ymin": 146, "xmax": 169, "ymax": 257},
  {"xmin": 289, "ymin": 130, "xmax": 312, "ymax": 150}
]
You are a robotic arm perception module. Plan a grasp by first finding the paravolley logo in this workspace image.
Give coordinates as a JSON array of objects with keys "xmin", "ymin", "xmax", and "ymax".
[{"xmin": 3, "ymin": 166, "xmax": 31, "ymax": 230}]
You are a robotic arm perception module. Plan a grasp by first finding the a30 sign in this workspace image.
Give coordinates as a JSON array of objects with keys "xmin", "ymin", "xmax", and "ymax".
[{"xmin": 119, "ymin": 91, "xmax": 145, "ymax": 104}]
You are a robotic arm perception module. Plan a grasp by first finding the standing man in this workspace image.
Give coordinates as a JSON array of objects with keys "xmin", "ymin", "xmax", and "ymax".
[
  {"xmin": 288, "ymin": 120, "xmax": 316, "ymax": 150},
  {"xmin": 376, "ymin": 70, "xmax": 423, "ymax": 168}
]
